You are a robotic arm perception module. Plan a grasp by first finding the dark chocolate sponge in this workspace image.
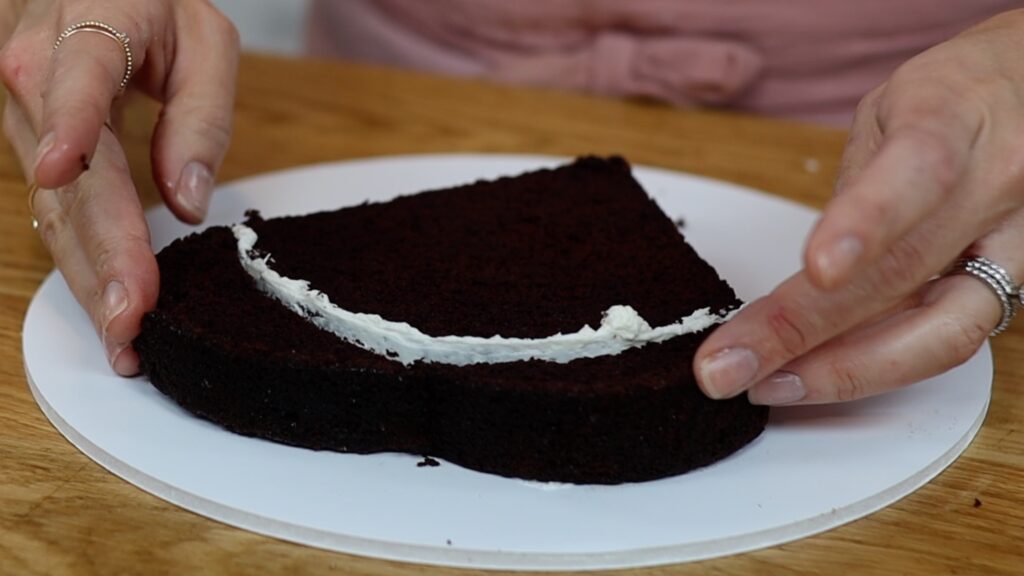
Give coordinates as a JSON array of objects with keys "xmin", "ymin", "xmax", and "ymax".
[{"xmin": 135, "ymin": 156, "xmax": 768, "ymax": 484}]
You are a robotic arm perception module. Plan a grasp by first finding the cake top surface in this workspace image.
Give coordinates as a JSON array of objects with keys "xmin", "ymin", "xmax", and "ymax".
[
  {"xmin": 149, "ymin": 156, "xmax": 740, "ymax": 382},
  {"xmin": 249, "ymin": 156, "xmax": 733, "ymax": 334}
]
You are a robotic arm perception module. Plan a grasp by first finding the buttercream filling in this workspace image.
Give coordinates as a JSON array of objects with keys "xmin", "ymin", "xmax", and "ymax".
[{"xmin": 233, "ymin": 224, "xmax": 736, "ymax": 366}]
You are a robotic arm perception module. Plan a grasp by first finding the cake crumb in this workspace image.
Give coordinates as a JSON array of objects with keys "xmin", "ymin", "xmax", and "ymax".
[
  {"xmin": 803, "ymin": 157, "xmax": 820, "ymax": 174},
  {"xmin": 974, "ymin": 498, "xmax": 982, "ymax": 508},
  {"xmin": 673, "ymin": 217, "xmax": 686, "ymax": 229},
  {"xmin": 417, "ymin": 456, "xmax": 440, "ymax": 467}
]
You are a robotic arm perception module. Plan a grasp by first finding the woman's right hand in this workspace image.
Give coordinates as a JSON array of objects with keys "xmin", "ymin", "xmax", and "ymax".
[{"xmin": 1, "ymin": 0, "xmax": 240, "ymax": 375}]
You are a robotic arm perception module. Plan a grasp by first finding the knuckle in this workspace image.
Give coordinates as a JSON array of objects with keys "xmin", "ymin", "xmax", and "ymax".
[
  {"xmin": 764, "ymin": 300, "xmax": 813, "ymax": 358},
  {"xmin": 91, "ymin": 230, "xmax": 151, "ymax": 279},
  {"xmin": 942, "ymin": 317, "xmax": 988, "ymax": 368},
  {"xmin": 849, "ymin": 191, "xmax": 889, "ymax": 225},
  {"xmin": 101, "ymin": 7, "xmax": 148, "ymax": 47},
  {"xmin": 877, "ymin": 69, "xmax": 978, "ymax": 143},
  {"xmin": 873, "ymin": 239, "xmax": 928, "ymax": 293},
  {"xmin": 902, "ymin": 128, "xmax": 960, "ymax": 191},
  {"xmin": 1003, "ymin": 142, "xmax": 1024, "ymax": 190},
  {"xmin": 197, "ymin": 112, "xmax": 233, "ymax": 150},
  {"xmin": 854, "ymin": 84, "xmax": 884, "ymax": 121},
  {"xmin": 879, "ymin": 63, "xmax": 957, "ymax": 120},
  {"xmin": 224, "ymin": 19, "xmax": 241, "ymax": 49},
  {"xmin": 172, "ymin": 102, "xmax": 233, "ymax": 153},
  {"xmin": 0, "ymin": 38, "xmax": 33, "ymax": 95},
  {"xmin": 36, "ymin": 208, "xmax": 70, "ymax": 255},
  {"xmin": 41, "ymin": 79, "xmax": 110, "ymax": 122},
  {"xmin": 828, "ymin": 361, "xmax": 871, "ymax": 403},
  {"xmin": 208, "ymin": 9, "xmax": 240, "ymax": 48}
]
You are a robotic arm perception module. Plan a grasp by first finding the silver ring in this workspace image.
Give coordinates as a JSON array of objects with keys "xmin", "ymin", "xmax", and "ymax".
[
  {"xmin": 53, "ymin": 21, "xmax": 134, "ymax": 93},
  {"xmin": 949, "ymin": 256, "xmax": 1019, "ymax": 336}
]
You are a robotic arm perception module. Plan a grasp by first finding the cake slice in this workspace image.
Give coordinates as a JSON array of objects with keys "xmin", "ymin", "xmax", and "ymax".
[{"xmin": 134, "ymin": 156, "xmax": 768, "ymax": 484}]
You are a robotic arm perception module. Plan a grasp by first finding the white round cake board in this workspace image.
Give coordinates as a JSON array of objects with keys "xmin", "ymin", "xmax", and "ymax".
[{"xmin": 23, "ymin": 154, "xmax": 992, "ymax": 571}]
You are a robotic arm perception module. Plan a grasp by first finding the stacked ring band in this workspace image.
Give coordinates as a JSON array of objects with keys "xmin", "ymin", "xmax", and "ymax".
[
  {"xmin": 950, "ymin": 256, "xmax": 1018, "ymax": 336},
  {"xmin": 53, "ymin": 21, "xmax": 134, "ymax": 92}
]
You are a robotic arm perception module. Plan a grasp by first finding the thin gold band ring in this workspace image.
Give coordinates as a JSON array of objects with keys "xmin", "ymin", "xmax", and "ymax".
[
  {"xmin": 53, "ymin": 21, "xmax": 134, "ymax": 93},
  {"xmin": 28, "ymin": 182, "xmax": 40, "ymax": 230}
]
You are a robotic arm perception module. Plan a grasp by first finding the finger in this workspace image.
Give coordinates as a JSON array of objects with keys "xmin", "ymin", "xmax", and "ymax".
[
  {"xmin": 34, "ymin": 129, "xmax": 159, "ymax": 376},
  {"xmin": 1, "ymin": 73, "xmax": 101, "ymax": 310},
  {"xmin": 68, "ymin": 128, "xmax": 159, "ymax": 375},
  {"xmin": 694, "ymin": 196, "xmax": 979, "ymax": 401},
  {"xmin": 804, "ymin": 87, "xmax": 978, "ymax": 290},
  {"xmin": 742, "ymin": 200, "xmax": 1024, "ymax": 405},
  {"xmin": 805, "ymin": 124, "xmax": 973, "ymax": 290},
  {"xmin": 746, "ymin": 275, "xmax": 997, "ymax": 405},
  {"xmin": 33, "ymin": 183, "xmax": 135, "ymax": 374},
  {"xmin": 34, "ymin": 17, "xmax": 147, "ymax": 189},
  {"xmin": 3, "ymin": 97, "xmax": 37, "ymax": 176},
  {"xmin": 0, "ymin": 17, "xmax": 51, "ymax": 143},
  {"xmin": 33, "ymin": 188, "xmax": 101, "ymax": 309},
  {"xmin": 832, "ymin": 85, "xmax": 883, "ymax": 195},
  {"xmin": 151, "ymin": 5, "xmax": 239, "ymax": 224}
]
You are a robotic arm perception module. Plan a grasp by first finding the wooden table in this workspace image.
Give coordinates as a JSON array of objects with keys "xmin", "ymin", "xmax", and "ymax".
[{"xmin": 1, "ymin": 53, "xmax": 1021, "ymax": 576}]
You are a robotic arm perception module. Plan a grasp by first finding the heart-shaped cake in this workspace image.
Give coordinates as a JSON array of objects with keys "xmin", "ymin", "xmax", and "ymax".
[{"xmin": 135, "ymin": 156, "xmax": 768, "ymax": 484}]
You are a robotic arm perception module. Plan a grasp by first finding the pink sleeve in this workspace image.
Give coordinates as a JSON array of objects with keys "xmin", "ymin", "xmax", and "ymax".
[{"xmin": 308, "ymin": 0, "xmax": 1019, "ymax": 125}]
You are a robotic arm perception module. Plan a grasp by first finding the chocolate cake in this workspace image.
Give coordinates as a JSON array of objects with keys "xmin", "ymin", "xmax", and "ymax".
[{"xmin": 135, "ymin": 156, "xmax": 768, "ymax": 484}]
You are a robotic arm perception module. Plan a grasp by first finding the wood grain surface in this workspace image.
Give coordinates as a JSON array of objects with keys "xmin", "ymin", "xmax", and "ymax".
[{"xmin": 1, "ymin": 53, "xmax": 1021, "ymax": 576}]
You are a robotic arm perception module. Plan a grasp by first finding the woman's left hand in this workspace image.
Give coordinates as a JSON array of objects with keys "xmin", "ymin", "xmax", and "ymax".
[{"xmin": 694, "ymin": 9, "xmax": 1024, "ymax": 405}]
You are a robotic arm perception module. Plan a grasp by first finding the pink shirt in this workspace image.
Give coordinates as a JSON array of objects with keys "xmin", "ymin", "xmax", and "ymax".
[{"xmin": 308, "ymin": 1, "xmax": 1019, "ymax": 125}]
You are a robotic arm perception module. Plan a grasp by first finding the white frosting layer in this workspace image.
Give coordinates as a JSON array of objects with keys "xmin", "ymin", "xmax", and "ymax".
[{"xmin": 233, "ymin": 224, "xmax": 735, "ymax": 366}]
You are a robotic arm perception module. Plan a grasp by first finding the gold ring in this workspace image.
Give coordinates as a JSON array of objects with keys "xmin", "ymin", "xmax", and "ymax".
[
  {"xmin": 53, "ymin": 21, "xmax": 134, "ymax": 93},
  {"xmin": 28, "ymin": 182, "xmax": 40, "ymax": 230}
]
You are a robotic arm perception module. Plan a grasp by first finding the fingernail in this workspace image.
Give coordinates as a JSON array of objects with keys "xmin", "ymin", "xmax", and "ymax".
[
  {"xmin": 104, "ymin": 334, "xmax": 125, "ymax": 364},
  {"xmin": 33, "ymin": 132, "xmax": 55, "ymax": 172},
  {"xmin": 175, "ymin": 161, "xmax": 213, "ymax": 221},
  {"xmin": 748, "ymin": 371, "xmax": 806, "ymax": 405},
  {"xmin": 700, "ymin": 347, "xmax": 759, "ymax": 399},
  {"xmin": 111, "ymin": 346, "xmax": 140, "ymax": 376},
  {"xmin": 816, "ymin": 235, "xmax": 862, "ymax": 287},
  {"xmin": 101, "ymin": 280, "xmax": 129, "ymax": 336}
]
